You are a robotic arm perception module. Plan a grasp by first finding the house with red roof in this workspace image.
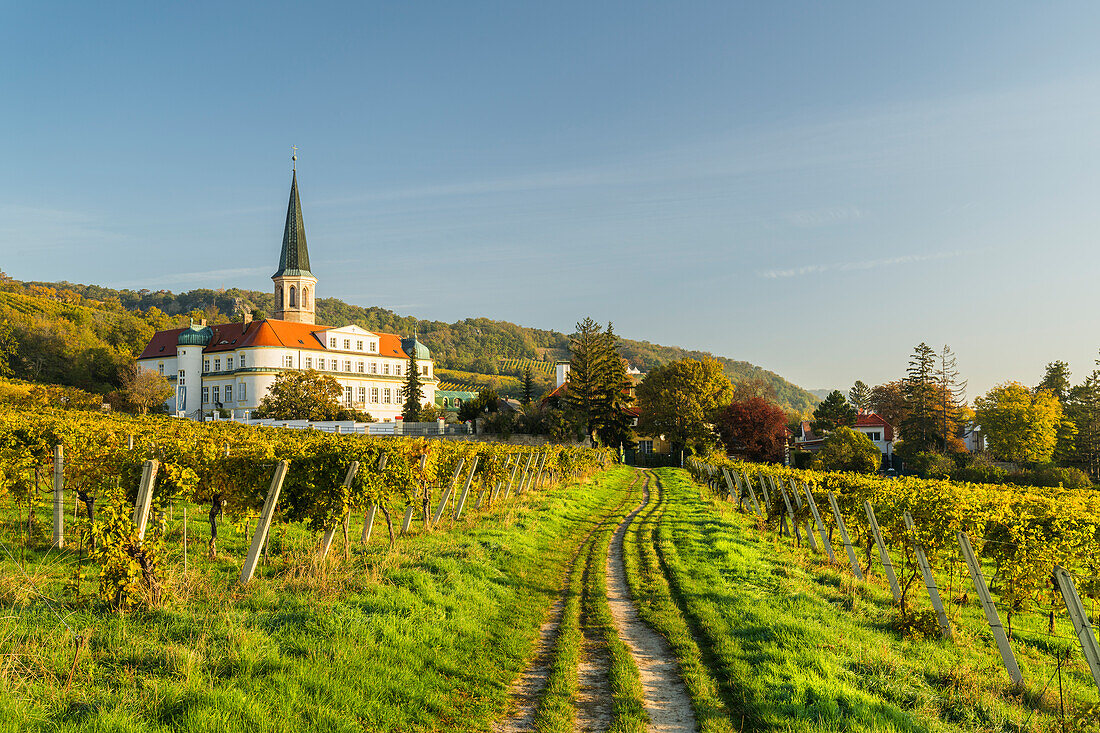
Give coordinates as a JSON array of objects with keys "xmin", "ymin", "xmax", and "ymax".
[
  {"xmin": 136, "ymin": 168, "xmax": 436, "ymax": 421},
  {"xmin": 794, "ymin": 411, "xmax": 895, "ymax": 459}
]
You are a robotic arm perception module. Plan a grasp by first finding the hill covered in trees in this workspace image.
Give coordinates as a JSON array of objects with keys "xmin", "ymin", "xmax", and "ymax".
[{"xmin": 2, "ymin": 275, "xmax": 819, "ymax": 413}]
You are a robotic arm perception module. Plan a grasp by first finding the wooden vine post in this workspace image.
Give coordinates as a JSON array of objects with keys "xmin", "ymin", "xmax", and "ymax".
[
  {"xmin": 453, "ymin": 455, "xmax": 480, "ymax": 520},
  {"xmin": 132, "ymin": 460, "xmax": 159, "ymax": 541},
  {"xmin": 743, "ymin": 471, "xmax": 764, "ymax": 518},
  {"xmin": 788, "ymin": 477, "xmax": 818, "ymax": 552},
  {"xmin": 361, "ymin": 453, "xmax": 387, "ymax": 543},
  {"xmin": 864, "ymin": 500, "xmax": 901, "ymax": 602},
  {"xmin": 903, "ymin": 510, "xmax": 953, "ymax": 640},
  {"xmin": 319, "ymin": 461, "xmax": 360, "ymax": 557},
  {"xmin": 502, "ymin": 457, "xmax": 521, "ymax": 499},
  {"xmin": 1053, "ymin": 566, "xmax": 1100, "ymax": 695},
  {"xmin": 52, "ymin": 445, "xmax": 64, "ymax": 548},
  {"xmin": 240, "ymin": 461, "xmax": 289, "ymax": 585},
  {"xmin": 958, "ymin": 532, "xmax": 1022, "ymax": 684},
  {"xmin": 433, "ymin": 458, "xmax": 466, "ymax": 525},
  {"xmin": 827, "ymin": 491, "xmax": 863, "ymax": 580},
  {"xmin": 800, "ymin": 482, "xmax": 835, "ymax": 562}
]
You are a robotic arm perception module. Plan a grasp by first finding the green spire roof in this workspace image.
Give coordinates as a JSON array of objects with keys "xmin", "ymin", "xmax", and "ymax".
[{"xmin": 273, "ymin": 170, "xmax": 313, "ymax": 278}]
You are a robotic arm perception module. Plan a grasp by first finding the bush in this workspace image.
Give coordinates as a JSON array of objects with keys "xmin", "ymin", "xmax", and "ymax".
[
  {"xmin": 812, "ymin": 427, "xmax": 881, "ymax": 474},
  {"xmin": 1010, "ymin": 463, "xmax": 1092, "ymax": 490},
  {"xmin": 908, "ymin": 451, "xmax": 956, "ymax": 480},
  {"xmin": 954, "ymin": 453, "xmax": 1008, "ymax": 484}
]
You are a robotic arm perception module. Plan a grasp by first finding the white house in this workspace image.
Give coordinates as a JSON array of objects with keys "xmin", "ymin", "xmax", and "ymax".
[
  {"xmin": 137, "ymin": 168, "xmax": 436, "ymax": 421},
  {"xmin": 795, "ymin": 411, "xmax": 895, "ymax": 459}
]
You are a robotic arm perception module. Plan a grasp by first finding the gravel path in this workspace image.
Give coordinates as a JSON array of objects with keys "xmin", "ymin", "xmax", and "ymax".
[
  {"xmin": 607, "ymin": 477, "xmax": 696, "ymax": 733},
  {"xmin": 494, "ymin": 594, "xmax": 565, "ymax": 733}
]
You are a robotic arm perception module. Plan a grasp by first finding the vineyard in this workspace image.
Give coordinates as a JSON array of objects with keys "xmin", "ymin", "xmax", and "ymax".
[{"xmin": 687, "ymin": 456, "xmax": 1100, "ymax": 722}]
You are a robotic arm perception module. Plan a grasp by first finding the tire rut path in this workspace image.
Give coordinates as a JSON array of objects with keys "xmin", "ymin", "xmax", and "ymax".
[{"xmin": 608, "ymin": 474, "xmax": 697, "ymax": 733}]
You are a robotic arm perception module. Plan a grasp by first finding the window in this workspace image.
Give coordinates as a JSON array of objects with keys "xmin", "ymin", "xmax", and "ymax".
[
  {"xmin": 212, "ymin": 386, "xmax": 220, "ymax": 404},
  {"xmin": 289, "ymin": 285, "xmax": 296, "ymax": 307},
  {"xmin": 371, "ymin": 387, "xmax": 379, "ymax": 403},
  {"xmin": 345, "ymin": 386, "xmax": 353, "ymax": 404},
  {"xmin": 638, "ymin": 440, "xmax": 653, "ymax": 455},
  {"xmin": 343, "ymin": 339, "xmax": 350, "ymax": 350},
  {"xmin": 239, "ymin": 353, "xmax": 246, "ymax": 367},
  {"xmin": 214, "ymin": 358, "xmax": 221, "ymax": 371},
  {"xmin": 302, "ymin": 287, "xmax": 309, "ymax": 307},
  {"xmin": 344, "ymin": 360, "xmax": 351, "ymax": 372},
  {"xmin": 383, "ymin": 388, "xmax": 391, "ymax": 404},
  {"xmin": 383, "ymin": 363, "xmax": 390, "ymax": 375},
  {"xmin": 178, "ymin": 370, "xmax": 185, "ymax": 386},
  {"xmin": 239, "ymin": 383, "xmax": 246, "ymax": 400},
  {"xmin": 276, "ymin": 286, "xmax": 283, "ymax": 309},
  {"xmin": 358, "ymin": 386, "xmax": 366, "ymax": 403},
  {"xmin": 284, "ymin": 355, "xmax": 294, "ymax": 368},
  {"xmin": 330, "ymin": 337, "xmax": 337, "ymax": 348},
  {"xmin": 356, "ymin": 340, "xmax": 363, "ymax": 351},
  {"xmin": 421, "ymin": 365, "xmax": 429, "ymax": 376},
  {"xmin": 370, "ymin": 341, "xmax": 377, "ymax": 352},
  {"xmin": 357, "ymin": 361, "xmax": 364, "ymax": 373},
  {"xmin": 395, "ymin": 364, "xmax": 402, "ymax": 376},
  {"xmin": 226, "ymin": 357, "xmax": 233, "ymax": 370},
  {"xmin": 331, "ymin": 359, "xmax": 338, "ymax": 371},
  {"xmin": 157, "ymin": 363, "xmax": 164, "ymax": 375},
  {"xmin": 202, "ymin": 386, "xmax": 209, "ymax": 403},
  {"xmin": 203, "ymin": 359, "xmax": 210, "ymax": 372},
  {"xmin": 370, "ymin": 362, "xmax": 378, "ymax": 374},
  {"xmin": 305, "ymin": 357, "xmax": 312, "ymax": 369},
  {"xmin": 867, "ymin": 431, "xmax": 881, "ymax": 442},
  {"xmin": 224, "ymin": 385, "xmax": 233, "ymax": 402},
  {"xmin": 454, "ymin": 397, "xmax": 463, "ymax": 407}
]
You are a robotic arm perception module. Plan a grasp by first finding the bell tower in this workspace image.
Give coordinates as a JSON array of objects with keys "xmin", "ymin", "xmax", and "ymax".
[{"xmin": 272, "ymin": 155, "xmax": 317, "ymax": 324}]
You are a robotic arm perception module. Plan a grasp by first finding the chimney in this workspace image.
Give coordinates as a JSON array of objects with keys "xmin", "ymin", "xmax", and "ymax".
[{"xmin": 242, "ymin": 310, "xmax": 253, "ymax": 325}]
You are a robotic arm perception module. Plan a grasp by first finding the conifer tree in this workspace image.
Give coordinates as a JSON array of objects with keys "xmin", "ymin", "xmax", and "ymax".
[
  {"xmin": 934, "ymin": 344, "xmax": 966, "ymax": 449},
  {"xmin": 564, "ymin": 318, "xmax": 604, "ymax": 442},
  {"xmin": 903, "ymin": 342, "xmax": 938, "ymax": 452},
  {"xmin": 848, "ymin": 380, "xmax": 871, "ymax": 411},
  {"xmin": 522, "ymin": 366, "xmax": 534, "ymax": 405},
  {"xmin": 593, "ymin": 322, "xmax": 635, "ymax": 449},
  {"xmin": 401, "ymin": 350, "xmax": 424, "ymax": 421}
]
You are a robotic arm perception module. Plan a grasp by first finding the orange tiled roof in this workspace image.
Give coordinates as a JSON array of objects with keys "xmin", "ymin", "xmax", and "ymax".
[{"xmin": 138, "ymin": 319, "xmax": 409, "ymax": 360}]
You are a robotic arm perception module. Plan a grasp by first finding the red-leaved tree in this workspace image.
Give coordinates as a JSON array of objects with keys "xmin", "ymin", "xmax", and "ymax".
[{"xmin": 714, "ymin": 397, "xmax": 788, "ymax": 462}]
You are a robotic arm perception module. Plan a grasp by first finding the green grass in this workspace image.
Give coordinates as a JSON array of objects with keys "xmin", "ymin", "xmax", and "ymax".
[
  {"xmin": 651, "ymin": 467, "xmax": 1100, "ymax": 733},
  {"xmin": 0, "ymin": 467, "xmax": 627, "ymax": 732},
  {"xmin": 621, "ymin": 471, "xmax": 734, "ymax": 733},
  {"xmin": 534, "ymin": 469, "xmax": 643, "ymax": 732}
]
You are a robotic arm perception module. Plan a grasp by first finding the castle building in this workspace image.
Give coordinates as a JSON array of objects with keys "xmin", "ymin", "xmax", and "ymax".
[{"xmin": 137, "ymin": 168, "xmax": 437, "ymax": 421}]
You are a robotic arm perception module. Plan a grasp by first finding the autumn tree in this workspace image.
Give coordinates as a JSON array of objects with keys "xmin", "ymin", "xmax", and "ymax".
[
  {"xmin": 636, "ymin": 357, "xmax": 733, "ymax": 456},
  {"xmin": 974, "ymin": 382, "xmax": 1063, "ymax": 464},
  {"xmin": 254, "ymin": 370, "xmax": 369, "ymax": 422},
  {"xmin": 812, "ymin": 426, "xmax": 881, "ymax": 474},
  {"xmin": 119, "ymin": 362, "xmax": 173, "ymax": 415},
  {"xmin": 811, "ymin": 390, "xmax": 856, "ymax": 435},
  {"xmin": 714, "ymin": 397, "xmax": 788, "ymax": 462},
  {"xmin": 868, "ymin": 380, "xmax": 909, "ymax": 430},
  {"xmin": 848, "ymin": 380, "xmax": 871, "ymax": 411},
  {"xmin": 731, "ymin": 375, "xmax": 776, "ymax": 402}
]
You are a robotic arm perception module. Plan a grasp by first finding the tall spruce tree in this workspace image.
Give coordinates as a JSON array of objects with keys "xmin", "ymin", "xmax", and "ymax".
[
  {"xmin": 902, "ymin": 342, "xmax": 938, "ymax": 452},
  {"xmin": 564, "ymin": 318, "xmax": 604, "ymax": 442},
  {"xmin": 522, "ymin": 366, "xmax": 534, "ymax": 405},
  {"xmin": 848, "ymin": 380, "xmax": 871, "ymax": 411},
  {"xmin": 593, "ymin": 322, "xmax": 635, "ymax": 449},
  {"xmin": 934, "ymin": 344, "xmax": 966, "ymax": 450},
  {"xmin": 401, "ymin": 350, "xmax": 424, "ymax": 421}
]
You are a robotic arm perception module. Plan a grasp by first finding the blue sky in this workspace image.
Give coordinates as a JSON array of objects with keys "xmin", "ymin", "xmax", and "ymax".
[{"xmin": 4, "ymin": 2, "xmax": 1100, "ymax": 397}]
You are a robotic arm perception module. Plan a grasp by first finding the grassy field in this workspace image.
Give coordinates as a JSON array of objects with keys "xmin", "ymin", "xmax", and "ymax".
[
  {"xmin": 650, "ymin": 468, "xmax": 1100, "ymax": 732},
  {"xmin": 0, "ymin": 466, "xmax": 635, "ymax": 732}
]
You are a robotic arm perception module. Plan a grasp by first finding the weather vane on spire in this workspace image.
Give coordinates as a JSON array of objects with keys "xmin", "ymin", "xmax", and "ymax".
[{"xmin": 291, "ymin": 145, "xmax": 298, "ymax": 171}]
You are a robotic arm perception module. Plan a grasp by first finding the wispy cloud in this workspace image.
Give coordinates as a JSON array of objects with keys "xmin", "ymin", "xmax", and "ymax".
[
  {"xmin": 758, "ymin": 250, "xmax": 969, "ymax": 279},
  {"xmin": 116, "ymin": 267, "xmax": 271, "ymax": 289}
]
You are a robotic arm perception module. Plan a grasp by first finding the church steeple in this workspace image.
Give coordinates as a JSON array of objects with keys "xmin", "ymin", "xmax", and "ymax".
[
  {"xmin": 272, "ymin": 156, "xmax": 318, "ymax": 324},
  {"xmin": 273, "ymin": 170, "xmax": 313, "ymax": 278}
]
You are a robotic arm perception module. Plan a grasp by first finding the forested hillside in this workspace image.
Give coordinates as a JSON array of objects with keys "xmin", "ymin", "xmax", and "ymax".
[{"xmin": 3, "ymin": 275, "xmax": 819, "ymax": 412}]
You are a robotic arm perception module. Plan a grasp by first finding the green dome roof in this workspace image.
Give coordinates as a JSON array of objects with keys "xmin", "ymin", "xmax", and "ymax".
[
  {"xmin": 178, "ymin": 325, "xmax": 213, "ymax": 346},
  {"xmin": 401, "ymin": 335, "xmax": 430, "ymax": 360}
]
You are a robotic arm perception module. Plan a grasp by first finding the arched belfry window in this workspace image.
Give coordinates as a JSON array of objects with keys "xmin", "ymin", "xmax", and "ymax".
[
  {"xmin": 302, "ymin": 287, "xmax": 309, "ymax": 308},
  {"xmin": 289, "ymin": 285, "xmax": 297, "ymax": 307},
  {"xmin": 276, "ymin": 286, "xmax": 283, "ymax": 309}
]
